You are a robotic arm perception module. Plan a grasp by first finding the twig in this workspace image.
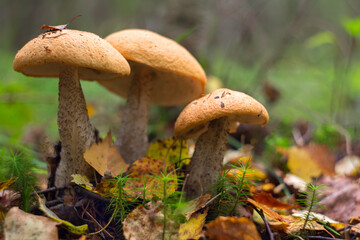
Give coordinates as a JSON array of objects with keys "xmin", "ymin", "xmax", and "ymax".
[
  {"xmin": 252, "ymin": 207, "xmax": 274, "ymax": 240},
  {"xmin": 84, "ymin": 210, "xmax": 114, "ymax": 239},
  {"xmin": 205, "ymin": 193, "xmax": 221, "ymax": 207},
  {"xmin": 308, "ymin": 236, "xmax": 343, "ymax": 240},
  {"xmin": 31, "ymin": 186, "xmax": 66, "ymax": 196}
]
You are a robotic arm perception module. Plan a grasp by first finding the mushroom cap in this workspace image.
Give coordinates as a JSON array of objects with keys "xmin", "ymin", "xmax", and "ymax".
[
  {"xmin": 13, "ymin": 29, "xmax": 130, "ymax": 81},
  {"xmin": 98, "ymin": 29, "xmax": 207, "ymax": 106},
  {"xmin": 174, "ymin": 88, "xmax": 269, "ymax": 139}
]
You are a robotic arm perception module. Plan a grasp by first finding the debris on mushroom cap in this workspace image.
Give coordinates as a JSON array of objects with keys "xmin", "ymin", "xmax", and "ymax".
[
  {"xmin": 174, "ymin": 88, "xmax": 269, "ymax": 139},
  {"xmin": 99, "ymin": 29, "xmax": 207, "ymax": 106},
  {"xmin": 13, "ymin": 29, "xmax": 130, "ymax": 81}
]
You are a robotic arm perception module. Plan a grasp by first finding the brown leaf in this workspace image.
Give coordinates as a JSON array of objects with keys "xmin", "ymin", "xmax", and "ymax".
[
  {"xmin": 84, "ymin": 132, "xmax": 129, "ymax": 176},
  {"xmin": 318, "ymin": 176, "xmax": 360, "ymax": 222},
  {"xmin": 205, "ymin": 216, "xmax": 261, "ymax": 240},
  {"xmin": 4, "ymin": 207, "xmax": 59, "ymax": 240},
  {"xmin": 123, "ymin": 201, "xmax": 178, "ymax": 240},
  {"xmin": 252, "ymin": 192, "xmax": 295, "ymax": 210}
]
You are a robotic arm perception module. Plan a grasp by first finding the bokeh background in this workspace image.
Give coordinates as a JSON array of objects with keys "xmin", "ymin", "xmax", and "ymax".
[{"xmin": 1, "ymin": 0, "xmax": 360, "ymax": 157}]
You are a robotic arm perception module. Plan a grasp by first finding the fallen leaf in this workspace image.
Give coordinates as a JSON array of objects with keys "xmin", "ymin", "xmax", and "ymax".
[
  {"xmin": 205, "ymin": 216, "xmax": 261, "ymax": 240},
  {"xmin": 335, "ymin": 155, "xmax": 360, "ymax": 176},
  {"xmin": 178, "ymin": 208, "xmax": 208, "ymax": 240},
  {"xmin": 252, "ymin": 192, "xmax": 295, "ymax": 210},
  {"xmin": 125, "ymin": 157, "xmax": 177, "ymax": 199},
  {"xmin": 282, "ymin": 143, "xmax": 335, "ymax": 182},
  {"xmin": 123, "ymin": 201, "xmax": 178, "ymax": 240},
  {"xmin": 318, "ymin": 176, "xmax": 360, "ymax": 222},
  {"xmin": 4, "ymin": 207, "xmax": 59, "ymax": 240},
  {"xmin": 147, "ymin": 137, "xmax": 190, "ymax": 166},
  {"xmin": 283, "ymin": 173, "xmax": 307, "ymax": 192},
  {"xmin": 71, "ymin": 174, "xmax": 93, "ymax": 190},
  {"xmin": 86, "ymin": 103, "xmax": 97, "ymax": 118},
  {"xmin": 247, "ymin": 198, "xmax": 285, "ymax": 222},
  {"xmin": 292, "ymin": 210, "xmax": 346, "ymax": 230},
  {"xmin": 84, "ymin": 131, "xmax": 129, "ymax": 176},
  {"xmin": 37, "ymin": 194, "xmax": 88, "ymax": 235}
]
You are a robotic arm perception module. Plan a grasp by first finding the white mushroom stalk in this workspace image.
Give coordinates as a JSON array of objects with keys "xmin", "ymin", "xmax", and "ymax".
[
  {"xmin": 116, "ymin": 65, "xmax": 153, "ymax": 164},
  {"xmin": 185, "ymin": 117, "xmax": 230, "ymax": 198},
  {"xmin": 56, "ymin": 66, "xmax": 95, "ymax": 186}
]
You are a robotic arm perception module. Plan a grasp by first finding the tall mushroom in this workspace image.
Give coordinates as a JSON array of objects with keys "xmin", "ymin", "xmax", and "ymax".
[
  {"xmin": 98, "ymin": 29, "xmax": 206, "ymax": 164},
  {"xmin": 13, "ymin": 29, "xmax": 130, "ymax": 186},
  {"xmin": 174, "ymin": 88, "xmax": 269, "ymax": 198}
]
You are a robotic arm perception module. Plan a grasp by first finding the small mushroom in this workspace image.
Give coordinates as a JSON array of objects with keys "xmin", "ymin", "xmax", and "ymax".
[
  {"xmin": 174, "ymin": 88, "xmax": 269, "ymax": 198},
  {"xmin": 98, "ymin": 29, "xmax": 207, "ymax": 164},
  {"xmin": 13, "ymin": 29, "xmax": 130, "ymax": 186}
]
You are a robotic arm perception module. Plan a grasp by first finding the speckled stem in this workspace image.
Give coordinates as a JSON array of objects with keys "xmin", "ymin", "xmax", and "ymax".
[
  {"xmin": 116, "ymin": 66, "xmax": 153, "ymax": 164},
  {"xmin": 55, "ymin": 66, "xmax": 95, "ymax": 187},
  {"xmin": 185, "ymin": 117, "xmax": 230, "ymax": 199}
]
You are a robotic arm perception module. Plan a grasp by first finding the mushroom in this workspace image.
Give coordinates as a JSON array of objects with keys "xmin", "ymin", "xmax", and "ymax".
[
  {"xmin": 174, "ymin": 88, "xmax": 269, "ymax": 198},
  {"xmin": 13, "ymin": 29, "xmax": 130, "ymax": 186},
  {"xmin": 98, "ymin": 29, "xmax": 206, "ymax": 164}
]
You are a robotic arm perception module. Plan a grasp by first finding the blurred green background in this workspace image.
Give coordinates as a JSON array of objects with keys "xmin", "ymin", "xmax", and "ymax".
[{"xmin": 1, "ymin": 0, "xmax": 360, "ymax": 151}]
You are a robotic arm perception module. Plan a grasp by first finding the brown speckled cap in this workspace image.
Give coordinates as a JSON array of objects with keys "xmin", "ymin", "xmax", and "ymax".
[
  {"xmin": 99, "ymin": 29, "xmax": 207, "ymax": 106},
  {"xmin": 174, "ymin": 88, "xmax": 269, "ymax": 139},
  {"xmin": 13, "ymin": 29, "xmax": 130, "ymax": 81}
]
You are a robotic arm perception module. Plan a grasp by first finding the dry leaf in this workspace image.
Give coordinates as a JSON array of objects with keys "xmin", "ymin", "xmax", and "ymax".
[
  {"xmin": 226, "ymin": 167, "xmax": 266, "ymax": 181},
  {"xmin": 84, "ymin": 131, "xmax": 129, "ymax": 176},
  {"xmin": 335, "ymin": 155, "xmax": 360, "ymax": 176},
  {"xmin": 206, "ymin": 216, "xmax": 261, "ymax": 240},
  {"xmin": 282, "ymin": 143, "xmax": 334, "ymax": 182},
  {"xmin": 0, "ymin": 178, "xmax": 17, "ymax": 192},
  {"xmin": 283, "ymin": 173, "xmax": 307, "ymax": 192},
  {"xmin": 178, "ymin": 209, "xmax": 208, "ymax": 240},
  {"xmin": 71, "ymin": 174, "xmax": 93, "ymax": 189},
  {"xmin": 4, "ymin": 207, "xmax": 59, "ymax": 240},
  {"xmin": 123, "ymin": 201, "xmax": 178, "ymax": 240},
  {"xmin": 125, "ymin": 157, "xmax": 177, "ymax": 199},
  {"xmin": 252, "ymin": 192, "xmax": 295, "ymax": 210},
  {"xmin": 318, "ymin": 176, "xmax": 360, "ymax": 222}
]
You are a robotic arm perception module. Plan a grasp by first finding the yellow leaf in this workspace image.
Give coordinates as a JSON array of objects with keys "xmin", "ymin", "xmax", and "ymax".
[
  {"xmin": 147, "ymin": 137, "xmax": 190, "ymax": 166},
  {"xmin": 84, "ymin": 131, "xmax": 129, "ymax": 176},
  {"xmin": 71, "ymin": 174, "xmax": 93, "ymax": 190},
  {"xmin": 125, "ymin": 157, "xmax": 177, "ymax": 199},
  {"xmin": 286, "ymin": 146, "xmax": 323, "ymax": 182},
  {"xmin": 179, "ymin": 209, "xmax": 208, "ymax": 240},
  {"xmin": 206, "ymin": 216, "xmax": 262, "ymax": 240}
]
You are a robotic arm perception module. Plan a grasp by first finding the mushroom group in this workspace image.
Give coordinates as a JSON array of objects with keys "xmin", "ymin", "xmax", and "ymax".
[
  {"xmin": 13, "ymin": 26, "xmax": 270, "ymax": 200},
  {"xmin": 13, "ymin": 29, "xmax": 130, "ymax": 186},
  {"xmin": 174, "ymin": 88, "xmax": 269, "ymax": 198}
]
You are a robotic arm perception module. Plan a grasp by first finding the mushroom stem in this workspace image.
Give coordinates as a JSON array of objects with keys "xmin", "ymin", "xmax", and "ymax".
[
  {"xmin": 116, "ymin": 66, "xmax": 153, "ymax": 164},
  {"xmin": 185, "ymin": 117, "xmax": 230, "ymax": 198},
  {"xmin": 55, "ymin": 66, "xmax": 95, "ymax": 187}
]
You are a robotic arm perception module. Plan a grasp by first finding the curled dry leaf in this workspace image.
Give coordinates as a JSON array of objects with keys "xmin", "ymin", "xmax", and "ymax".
[
  {"xmin": 205, "ymin": 216, "xmax": 261, "ymax": 240},
  {"xmin": 125, "ymin": 157, "xmax": 177, "ymax": 199},
  {"xmin": 252, "ymin": 192, "xmax": 295, "ymax": 210},
  {"xmin": 84, "ymin": 131, "xmax": 129, "ymax": 176},
  {"xmin": 4, "ymin": 207, "xmax": 59, "ymax": 240}
]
